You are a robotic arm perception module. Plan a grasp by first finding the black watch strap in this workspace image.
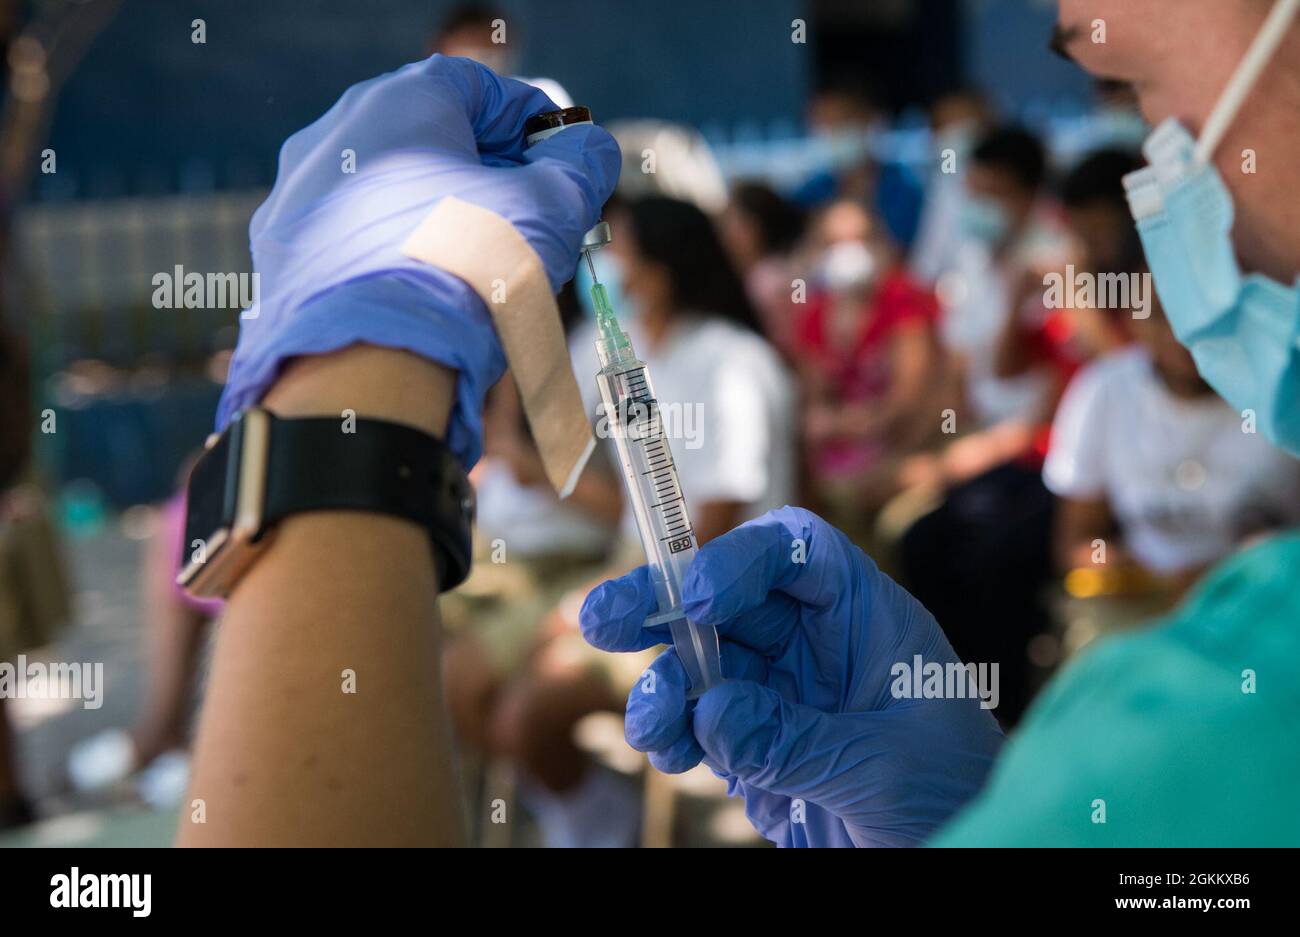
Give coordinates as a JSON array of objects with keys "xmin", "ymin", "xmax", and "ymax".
[{"xmin": 259, "ymin": 414, "xmax": 474, "ymax": 590}]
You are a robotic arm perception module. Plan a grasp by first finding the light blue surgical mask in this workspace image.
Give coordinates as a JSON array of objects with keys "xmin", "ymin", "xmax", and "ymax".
[
  {"xmin": 1124, "ymin": 0, "xmax": 1300, "ymax": 453},
  {"xmin": 959, "ymin": 194, "xmax": 1010, "ymax": 246}
]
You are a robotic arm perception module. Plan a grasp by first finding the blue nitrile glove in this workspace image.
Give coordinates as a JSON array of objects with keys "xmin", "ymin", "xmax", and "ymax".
[
  {"xmin": 579, "ymin": 507, "xmax": 1005, "ymax": 847},
  {"xmin": 216, "ymin": 55, "xmax": 620, "ymax": 467}
]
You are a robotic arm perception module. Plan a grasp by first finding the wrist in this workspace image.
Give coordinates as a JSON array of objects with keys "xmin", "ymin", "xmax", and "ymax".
[
  {"xmin": 218, "ymin": 272, "xmax": 500, "ymax": 467},
  {"xmin": 182, "ymin": 368, "xmax": 473, "ymax": 600}
]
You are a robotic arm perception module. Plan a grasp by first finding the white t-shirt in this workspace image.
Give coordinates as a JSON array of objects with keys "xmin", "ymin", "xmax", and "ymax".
[
  {"xmin": 1043, "ymin": 347, "xmax": 1300, "ymax": 573},
  {"xmin": 474, "ymin": 459, "xmax": 613, "ymax": 560},
  {"xmin": 570, "ymin": 316, "xmax": 796, "ymax": 539},
  {"xmin": 909, "ymin": 166, "xmax": 966, "ymax": 285}
]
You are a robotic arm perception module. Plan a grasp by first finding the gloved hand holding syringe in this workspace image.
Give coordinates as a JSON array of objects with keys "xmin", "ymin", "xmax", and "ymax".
[{"xmin": 525, "ymin": 107, "xmax": 725, "ymax": 699}]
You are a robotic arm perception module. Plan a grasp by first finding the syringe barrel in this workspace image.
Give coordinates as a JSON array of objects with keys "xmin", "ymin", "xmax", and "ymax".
[
  {"xmin": 595, "ymin": 356, "xmax": 723, "ymax": 698},
  {"xmin": 595, "ymin": 359, "xmax": 696, "ymax": 609}
]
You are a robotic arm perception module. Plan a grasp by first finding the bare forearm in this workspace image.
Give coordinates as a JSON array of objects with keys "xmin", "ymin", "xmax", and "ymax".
[
  {"xmin": 178, "ymin": 346, "xmax": 465, "ymax": 846},
  {"xmin": 565, "ymin": 464, "xmax": 624, "ymax": 525}
]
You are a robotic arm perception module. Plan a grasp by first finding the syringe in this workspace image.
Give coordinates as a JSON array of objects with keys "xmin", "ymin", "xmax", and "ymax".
[
  {"xmin": 585, "ymin": 246, "xmax": 725, "ymax": 700},
  {"xmin": 522, "ymin": 105, "xmax": 723, "ymax": 698}
]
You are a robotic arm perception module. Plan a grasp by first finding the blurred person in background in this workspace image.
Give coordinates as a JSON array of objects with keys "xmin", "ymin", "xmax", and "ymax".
[
  {"xmin": 991, "ymin": 148, "xmax": 1143, "ymax": 405},
  {"xmin": 940, "ymin": 125, "xmax": 1066, "ymax": 439},
  {"xmin": 1088, "ymin": 78, "xmax": 1150, "ymax": 151},
  {"xmin": 718, "ymin": 181, "xmax": 807, "ymax": 355},
  {"xmin": 1045, "ymin": 283, "xmax": 1300, "ymax": 636},
  {"xmin": 425, "ymin": 2, "xmax": 573, "ymax": 109},
  {"xmin": 1057, "ymin": 149, "xmax": 1143, "ymax": 280},
  {"xmin": 798, "ymin": 77, "xmax": 893, "ymax": 212},
  {"xmin": 798, "ymin": 76, "xmax": 926, "ymax": 250},
  {"xmin": 425, "ymin": 3, "xmax": 510, "ymax": 73},
  {"xmin": 478, "ymin": 196, "xmax": 796, "ymax": 847},
  {"xmin": 909, "ymin": 88, "xmax": 996, "ymax": 284},
  {"xmin": 790, "ymin": 198, "xmax": 943, "ymax": 532},
  {"xmin": 805, "ymin": 75, "xmax": 884, "ymax": 144}
]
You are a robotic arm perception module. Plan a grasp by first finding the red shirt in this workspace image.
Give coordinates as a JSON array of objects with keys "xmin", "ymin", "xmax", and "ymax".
[{"xmin": 792, "ymin": 268, "xmax": 939, "ymax": 404}]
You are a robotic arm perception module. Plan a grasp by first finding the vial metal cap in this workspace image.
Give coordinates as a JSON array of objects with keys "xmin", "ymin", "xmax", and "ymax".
[
  {"xmin": 524, "ymin": 106, "xmax": 593, "ymax": 146},
  {"xmin": 582, "ymin": 221, "xmax": 612, "ymax": 253}
]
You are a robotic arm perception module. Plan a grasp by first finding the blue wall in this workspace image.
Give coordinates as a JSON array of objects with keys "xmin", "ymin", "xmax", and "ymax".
[
  {"xmin": 962, "ymin": 0, "xmax": 1093, "ymax": 120},
  {"xmin": 42, "ymin": 0, "xmax": 810, "ymax": 198},
  {"xmin": 41, "ymin": 0, "xmax": 1096, "ymax": 200}
]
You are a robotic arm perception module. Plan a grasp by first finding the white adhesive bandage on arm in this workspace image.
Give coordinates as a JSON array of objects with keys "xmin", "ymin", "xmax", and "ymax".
[{"xmin": 402, "ymin": 196, "xmax": 594, "ymax": 497}]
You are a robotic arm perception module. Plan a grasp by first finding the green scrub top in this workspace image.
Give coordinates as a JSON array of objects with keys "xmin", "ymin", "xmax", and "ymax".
[{"xmin": 933, "ymin": 533, "xmax": 1300, "ymax": 847}]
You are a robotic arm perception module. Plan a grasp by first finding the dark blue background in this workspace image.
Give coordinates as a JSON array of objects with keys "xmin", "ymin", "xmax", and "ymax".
[{"xmin": 41, "ymin": 0, "xmax": 1088, "ymax": 199}]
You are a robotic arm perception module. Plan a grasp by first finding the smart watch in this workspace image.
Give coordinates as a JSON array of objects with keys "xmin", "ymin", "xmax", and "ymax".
[{"xmin": 176, "ymin": 407, "xmax": 474, "ymax": 599}]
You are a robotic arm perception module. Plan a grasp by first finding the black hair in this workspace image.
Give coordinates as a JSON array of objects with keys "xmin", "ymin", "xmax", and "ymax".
[
  {"xmin": 1060, "ymin": 148, "xmax": 1142, "ymax": 210},
  {"xmin": 971, "ymin": 125, "xmax": 1048, "ymax": 192},
  {"xmin": 926, "ymin": 87, "xmax": 994, "ymax": 122},
  {"xmin": 812, "ymin": 73, "xmax": 886, "ymax": 112},
  {"xmin": 731, "ymin": 181, "xmax": 807, "ymax": 256},
  {"xmin": 623, "ymin": 196, "xmax": 761, "ymax": 334},
  {"xmin": 436, "ymin": 4, "xmax": 503, "ymax": 38},
  {"xmin": 1062, "ymin": 148, "xmax": 1146, "ymax": 273}
]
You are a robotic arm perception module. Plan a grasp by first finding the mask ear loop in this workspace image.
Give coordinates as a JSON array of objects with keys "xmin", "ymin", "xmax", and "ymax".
[{"xmin": 1194, "ymin": 0, "xmax": 1300, "ymax": 165}]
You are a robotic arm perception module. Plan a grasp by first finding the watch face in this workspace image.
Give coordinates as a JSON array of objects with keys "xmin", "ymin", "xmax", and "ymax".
[{"xmin": 182, "ymin": 428, "xmax": 236, "ymax": 573}]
